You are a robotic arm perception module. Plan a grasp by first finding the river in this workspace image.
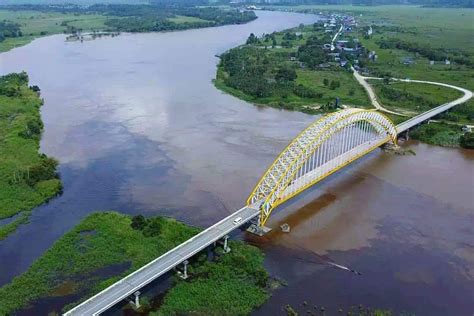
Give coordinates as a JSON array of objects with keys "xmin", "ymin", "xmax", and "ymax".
[{"xmin": 0, "ymin": 10, "xmax": 473, "ymax": 316}]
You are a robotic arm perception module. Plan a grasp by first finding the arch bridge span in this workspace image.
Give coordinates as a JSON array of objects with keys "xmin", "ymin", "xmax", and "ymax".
[{"xmin": 247, "ymin": 108, "xmax": 397, "ymax": 227}]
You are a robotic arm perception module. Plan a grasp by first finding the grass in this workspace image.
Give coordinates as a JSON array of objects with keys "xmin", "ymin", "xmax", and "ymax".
[
  {"xmin": 261, "ymin": 4, "xmax": 474, "ymax": 147},
  {"xmin": 0, "ymin": 10, "xmax": 111, "ymax": 52},
  {"xmin": 157, "ymin": 242, "xmax": 269, "ymax": 316},
  {"xmin": 214, "ymin": 24, "xmax": 371, "ymax": 114},
  {"xmin": 0, "ymin": 212, "xmax": 200, "ymax": 315},
  {"xmin": 273, "ymin": 4, "xmax": 474, "ymax": 49},
  {"xmin": 0, "ymin": 72, "xmax": 62, "ymax": 240},
  {"xmin": 296, "ymin": 69, "xmax": 370, "ymax": 107},
  {"xmin": 167, "ymin": 15, "xmax": 209, "ymax": 24},
  {"xmin": 0, "ymin": 212, "xmax": 270, "ymax": 316},
  {"xmin": 410, "ymin": 122, "xmax": 462, "ymax": 147},
  {"xmin": 370, "ymin": 81, "xmax": 464, "ymax": 114}
]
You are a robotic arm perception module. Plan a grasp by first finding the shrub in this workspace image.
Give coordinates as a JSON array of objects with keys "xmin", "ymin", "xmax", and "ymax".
[
  {"xmin": 25, "ymin": 157, "xmax": 59, "ymax": 187},
  {"xmin": 131, "ymin": 215, "xmax": 147, "ymax": 230},
  {"xmin": 460, "ymin": 132, "xmax": 474, "ymax": 149}
]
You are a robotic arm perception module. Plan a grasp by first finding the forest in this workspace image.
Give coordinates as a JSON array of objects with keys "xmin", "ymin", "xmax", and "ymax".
[{"xmin": 0, "ymin": 21, "xmax": 21, "ymax": 42}]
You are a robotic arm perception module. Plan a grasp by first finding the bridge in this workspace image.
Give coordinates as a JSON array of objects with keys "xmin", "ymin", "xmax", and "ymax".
[{"xmin": 65, "ymin": 86, "xmax": 472, "ymax": 315}]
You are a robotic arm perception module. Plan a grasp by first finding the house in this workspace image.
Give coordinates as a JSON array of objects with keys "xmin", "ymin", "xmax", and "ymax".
[
  {"xmin": 402, "ymin": 57, "xmax": 414, "ymax": 65},
  {"xmin": 368, "ymin": 51, "xmax": 377, "ymax": 61},
  {"xmin": 340, "ymin": 60, "xmax": 348, "ymax": 67},
  {"xmin": 289, "ymin": 56, "xmax": 296, "ymax": 61},
  {"xmin": 367, "ymin": 26, "xmax": 373, "ymax": 36},
  {"xmin": 445, "ymin": 59, "xmax": 451, "ymax": 65},
  {"xmin": 462, "ymin": 125, "xmax": 472, "ymax": 133},
  {"xmin": 323, "ymin": 43, "xmax": 332, "ymax": 50},
  {"xmin": 318, "ymin": 63, "xmax": 331, "ymax": 68}
]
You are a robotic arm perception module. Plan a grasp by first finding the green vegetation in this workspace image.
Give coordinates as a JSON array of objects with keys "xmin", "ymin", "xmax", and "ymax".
[
  {"xmin": 410, "ymin": 122, "xmax": 462, "ymax": 147},
  {"xmin": 0, "ymin": 212, "xmax": 270, "ymax": 315},
  {"xmin": 0, "ymin": 72, "xmax": 62, "ymax": 240},
  {"xmin": 158, "ymin": 242, "xmax": 269, "ymax": 315},
  {"xmin": 0, "ymin": 4, "xmax": 256, "ymax": 53},
  {"xmin": 167, "ymin": 15, "xmax": 208, "ymax": 24},
  {"xmin": 0, "ymin": 212, "xmax": 199, "ymax": 315},
  {"xmin": 370, "ymin": 80, "xmax": 463, "ymax": 114},
  {"xmin": 215, "ymin": 24, "xmax": 370, "ymax": 114},
  {"xmin": 0, "ymin": 10, "xmax": 110, "ymax": 52},
  {"xmin": 258, "ymin": 5, "xmax": 474, "ymax": 148}
]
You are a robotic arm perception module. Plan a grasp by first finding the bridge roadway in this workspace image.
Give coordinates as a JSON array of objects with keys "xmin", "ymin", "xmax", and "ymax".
[
  {"xmin": 389, "ymin": 78, "xmax": 473, "ymax": 133},
  {"xmin": 64, "ymin": 204, "xmax": 260, "ymax": 315},
  {"xmin": 65, "ymin": 82, "xmax": 472, "ymax": 315}
]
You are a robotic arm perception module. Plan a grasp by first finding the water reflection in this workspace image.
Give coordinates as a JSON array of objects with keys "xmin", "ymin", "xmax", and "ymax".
[{"xmin": 0, "ymin": 10, "xmax": 473, "ymax": 315}]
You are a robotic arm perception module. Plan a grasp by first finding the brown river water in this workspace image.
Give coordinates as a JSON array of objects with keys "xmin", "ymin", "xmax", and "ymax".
[{"xmin": 0, "ymin": 10, "xmax": 473, "ymax": 316}]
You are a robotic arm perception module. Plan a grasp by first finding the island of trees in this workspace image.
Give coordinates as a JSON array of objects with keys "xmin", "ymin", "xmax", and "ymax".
[{"xmin": 0, "ymin": 73, "xmax": 62, "ymax": 240}]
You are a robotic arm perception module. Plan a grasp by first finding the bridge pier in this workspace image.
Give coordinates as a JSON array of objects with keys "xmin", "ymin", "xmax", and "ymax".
[
  {"xmin": 218, "ymin": 235, "xmax": 231, "ymax": 253},
  {"xmin": 129, "ymin": 291, "xmax": 141, "ymax": 309},
  {"xmin": 177, "ymin": 260, "xmax": 189, "ymax": 280},
  {"xmin": 246, "ymin": 217, "xmax": 271, "ymax": 236}
]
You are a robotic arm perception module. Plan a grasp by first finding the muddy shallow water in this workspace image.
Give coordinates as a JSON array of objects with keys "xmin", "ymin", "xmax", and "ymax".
[{"xmin": 0, "ymin": 10, "xmax": 473, "ymax": 316}]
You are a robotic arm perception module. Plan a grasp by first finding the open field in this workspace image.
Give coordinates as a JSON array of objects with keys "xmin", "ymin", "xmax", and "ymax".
[
  {"xmin": 297, "ymin": 69, "xmax": 370, "ymax": 107},
  {"xmin": 0, "ymin": 10, "xmax": 111, "ymax": 52},
  {"xmin": 370, "ymin": 80, "xmax": 464, "ymax": 114},
  {"xmin": 167, "ymin": 15, "xmax": 209, "ymax": 24},
  {"xmin": 0, "ymin": 6, "xmax": 256, "ymax": 52}
]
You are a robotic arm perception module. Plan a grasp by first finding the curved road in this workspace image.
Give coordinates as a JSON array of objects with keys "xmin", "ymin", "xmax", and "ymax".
[{"xmin": 352, "ymin": 67, "xmax": 473, "ymax": 122}]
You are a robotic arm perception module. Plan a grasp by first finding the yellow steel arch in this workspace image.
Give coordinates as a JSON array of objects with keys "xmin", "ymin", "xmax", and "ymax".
[{"xmin": 247, "ymin": 109, "xmax": 397, "ymax": 227}]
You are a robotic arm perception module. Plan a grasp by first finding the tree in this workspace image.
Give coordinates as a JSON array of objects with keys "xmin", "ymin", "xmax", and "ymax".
[
  {"xmin": 246, "ymin": 33, "xmax": 258, "ymax": 45},
  {"xmin": 329, "ymin": 80, "xmax": 340, "ymax": 90},
  {"xmin": 323, "ymin": 78, "xmax": 329, "ymax": 86},
  {"xmin": 131, "ymin": 215, "xmax": 147, "ymax": 230},
  {"xmin": 275, "ymin": 67, "xmax": 297, "ymax": 82},
  {"xmin": 143, "ymin": 217, "xmax": 163, "ymax": 237},
  {"xmin": 29, "ymin": 85, "xmax": 40, "ymax": 93}
]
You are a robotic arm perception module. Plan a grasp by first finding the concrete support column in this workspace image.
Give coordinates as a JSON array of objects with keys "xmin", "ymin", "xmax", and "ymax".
[
  {"xmin": 222, "ymin": 235, "xmax": 231, "ymax": 253},
  {"xmin": 134, "ymin": 291, "xmax": 141, "ymax": 308},
  {"xmin": 178, "ymin": 260, "xmax": 189, "ymax": 280}
]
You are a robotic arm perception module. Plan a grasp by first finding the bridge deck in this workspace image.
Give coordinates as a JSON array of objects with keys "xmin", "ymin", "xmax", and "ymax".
[
  {"xmin": 64, "ymin": 205, "xmax": 260, "ymax": 315},
  {"xmin": 65, "ymin": 80, "xmax": 472, "ymax": 315}
]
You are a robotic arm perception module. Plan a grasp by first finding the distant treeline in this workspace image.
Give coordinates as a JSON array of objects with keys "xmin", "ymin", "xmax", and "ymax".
[
  {"xmin": 259, "ymin": 0, "xmax": 472, "ymax": 7},
  {"xmin": 0, "ymin": 21, "xmax": 21, "ymax": 42},
  {"xmin": 377, "ymin": 38, "xmax": 473, "ymax": 66},
  {"xmin": 0, "ymin": 4, "xmax": 257, "ymax": 33}
]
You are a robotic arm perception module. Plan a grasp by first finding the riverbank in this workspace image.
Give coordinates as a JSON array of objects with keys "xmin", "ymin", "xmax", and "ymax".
[
  {"xmin": 214, "ymin": 6, "xmax": 474, "ymax": 148},
  {"xmin": 0, "ymin": 72, "xmax": 62, "ymax": 240},
  {"xmin": 214, "ymin": 24, "xmax": 370, "ymax": 114},
  {"xmin": 0, "ymin": 5, "xmax": 257, "ymax": 53},
  {"xmin": 0, "ymin": 212, "xmax": 270, "ymax": 315}
]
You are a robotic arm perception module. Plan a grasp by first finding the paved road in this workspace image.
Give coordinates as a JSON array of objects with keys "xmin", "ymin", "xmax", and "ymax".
[
  {"xmin": 364, "ymin": 77, "xmax": 473, "ymax": 132},
  {"xmin": 351, "ymin": 68, "xmax": 407, "ymax": 116},
  {"xmin": 330, "ymin": 24, "xmax": 344, "ymax": 51},
  {"xmin": 65, "ymin": 64, "xmax": 472, "ymax": 316},
  {"xmin": 64, "ymin": 205, "xmax": 260, "ymax": 316},
  {"xmin": 393, "ymin": 79, "xmax": 472, "ymax": 133},
  {"xmin": 353, "ymin": 69, "xmax": 473, "ymax": 122}
]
